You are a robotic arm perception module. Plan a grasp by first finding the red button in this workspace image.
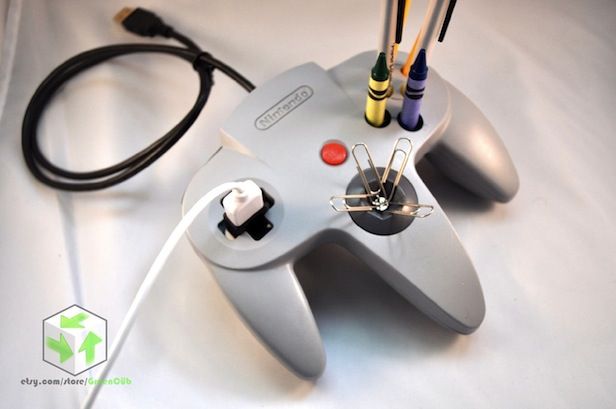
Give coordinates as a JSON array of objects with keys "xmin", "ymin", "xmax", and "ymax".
[{"xmin": 321, "ymin": 141, "xmax": 347, "ymax": 166}]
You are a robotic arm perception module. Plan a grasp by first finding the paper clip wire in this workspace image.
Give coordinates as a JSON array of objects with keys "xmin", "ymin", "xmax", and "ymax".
[
  {"xmin": 351, "ymin": 143, "xmax": 386, "ymax": 196},
  {"xmin": 330, "ymin": 193, "xmax": 377, "ymax": 212},
  {"xmin": 387, "ymin": 202, "xmax": 434, "ymax": 218},
  {"xmin": 381, "ymin": 137, "xmax": 412, "ymax": 202}
]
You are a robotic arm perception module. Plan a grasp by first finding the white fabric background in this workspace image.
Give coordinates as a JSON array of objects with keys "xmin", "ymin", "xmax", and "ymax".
[{"xmin": 1, "ymin": 0, "xmax": 615, "ymax": 407}]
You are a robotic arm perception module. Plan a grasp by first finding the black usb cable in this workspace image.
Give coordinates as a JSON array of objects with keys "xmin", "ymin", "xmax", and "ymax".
[{"xmin": 22, "ymin": 7, "xmax": 255, "ymax": 191}]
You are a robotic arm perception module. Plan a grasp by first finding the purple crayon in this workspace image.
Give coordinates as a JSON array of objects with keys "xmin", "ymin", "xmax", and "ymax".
[{"xmin": 399, "ymin": 49, "xmax": 428, "ymax": 131}]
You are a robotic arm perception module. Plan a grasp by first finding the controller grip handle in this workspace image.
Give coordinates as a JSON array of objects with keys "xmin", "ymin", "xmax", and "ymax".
[
  {"xmin": 429, "ymin": 84, "xmax": 519, "ymax": 203},
  {"xmin": 209, "ymin": 263, "xmax": 325, "ymax": 379}
]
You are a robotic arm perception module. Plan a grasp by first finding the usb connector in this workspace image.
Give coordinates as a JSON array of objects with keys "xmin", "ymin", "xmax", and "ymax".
[
  {"xmin": 222, "ymin": 180, "xmax": 265, "ymax": 227},
  {"xmin": 113, "ymin": 7, "xmax": 172, "ymax": 37}
]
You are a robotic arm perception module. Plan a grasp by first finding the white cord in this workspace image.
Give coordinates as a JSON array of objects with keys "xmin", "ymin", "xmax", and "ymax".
[{"xmin": 81, "ymin": 181, "xmax": 242, "ymax": 409}]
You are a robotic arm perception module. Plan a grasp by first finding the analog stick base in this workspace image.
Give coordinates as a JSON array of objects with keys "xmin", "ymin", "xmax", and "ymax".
[{"xmin": 346, "ymin": 167, "xmax": 418, "ymax": 235}]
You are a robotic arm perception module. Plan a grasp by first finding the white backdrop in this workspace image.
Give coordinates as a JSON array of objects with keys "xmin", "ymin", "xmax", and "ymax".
[{"xmin": 1, "ymin": 0, "xmax": 615, "ymax": 407}]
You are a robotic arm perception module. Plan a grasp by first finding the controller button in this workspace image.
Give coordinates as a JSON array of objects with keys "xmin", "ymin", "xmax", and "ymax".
[{"xmin": 321, "ymin": 141, "xmax": 347, "ymax": 166}]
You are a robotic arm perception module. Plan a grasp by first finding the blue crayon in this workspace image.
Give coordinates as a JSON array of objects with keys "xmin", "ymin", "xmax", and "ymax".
[{"xmin": 399, "ymin": 49, "xmax": 428, "ymax": 131}]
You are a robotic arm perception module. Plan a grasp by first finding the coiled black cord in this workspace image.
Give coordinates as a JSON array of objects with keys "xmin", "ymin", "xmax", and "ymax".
[{"xmin": 22, "ymin": 8, "xmax": 254, "ymax": 191}]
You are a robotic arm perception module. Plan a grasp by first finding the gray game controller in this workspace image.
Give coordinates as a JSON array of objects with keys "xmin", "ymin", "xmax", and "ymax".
[{"xmin": 182, "ymin": 51, "xmax": 519, "ymax": 379}]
